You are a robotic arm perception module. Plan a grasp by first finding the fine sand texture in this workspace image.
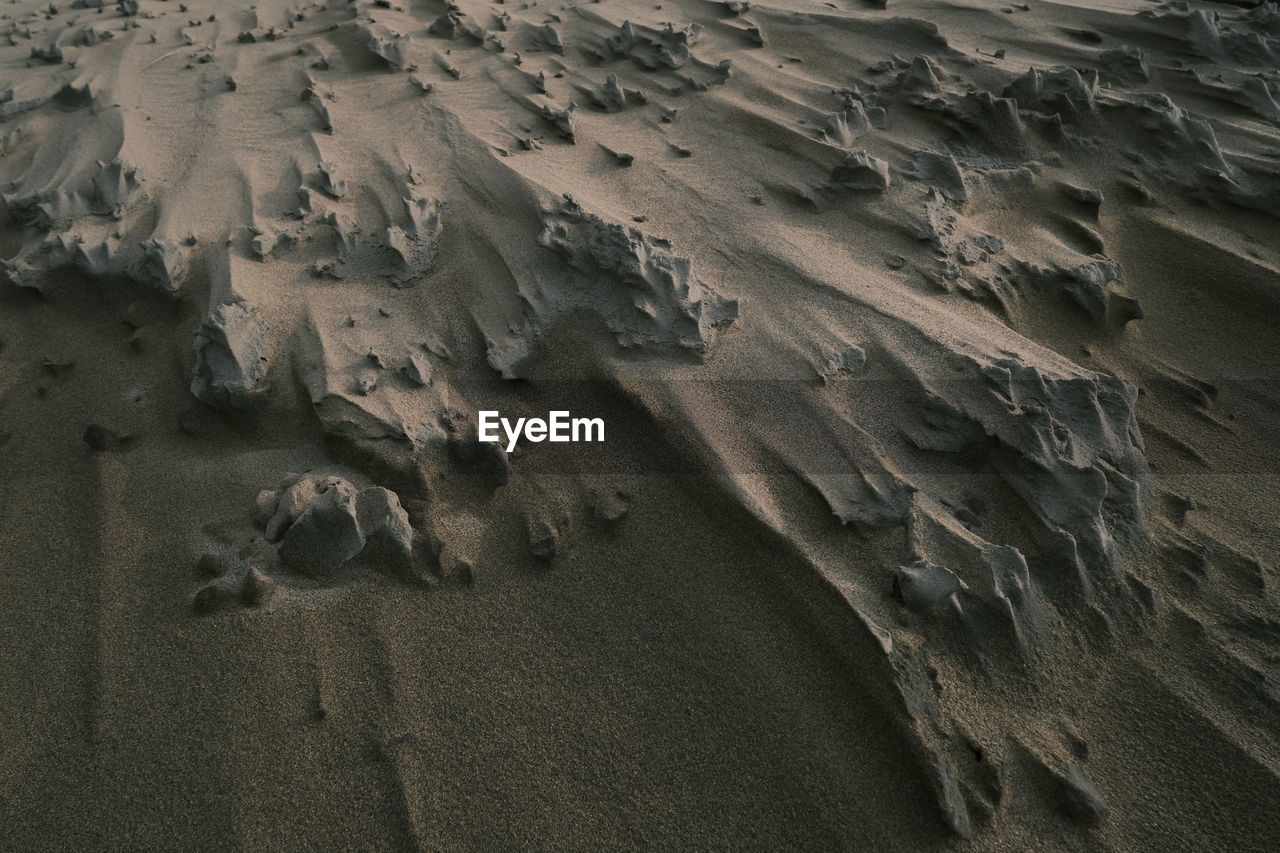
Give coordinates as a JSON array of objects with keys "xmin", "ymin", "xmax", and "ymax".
[{"xmin": 2, "ymin": 0, "xmax": 1279, "ymax": 849}]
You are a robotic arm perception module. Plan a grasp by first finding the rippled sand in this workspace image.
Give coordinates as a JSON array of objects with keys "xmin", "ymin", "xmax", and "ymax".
[{"xmin": 1, "ymin": 0, "xmax": 1278, "ymax": 848}]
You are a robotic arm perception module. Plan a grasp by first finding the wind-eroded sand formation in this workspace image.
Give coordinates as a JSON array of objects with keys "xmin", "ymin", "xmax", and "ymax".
[{"xmin": 1, "ymin": 0, "xmax": 1279, "ymax": 848}]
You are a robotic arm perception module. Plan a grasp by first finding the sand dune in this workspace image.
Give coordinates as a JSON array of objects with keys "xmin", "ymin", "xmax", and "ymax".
[{"xmin": 1, "ymin": 0, "xmax": 1279, "ymax": 848}]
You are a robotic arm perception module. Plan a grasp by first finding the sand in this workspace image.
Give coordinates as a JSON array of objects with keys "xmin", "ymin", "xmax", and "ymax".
[{"xmin": 1, "ymin": 0, "xmax": 1279, "ymax": 848}]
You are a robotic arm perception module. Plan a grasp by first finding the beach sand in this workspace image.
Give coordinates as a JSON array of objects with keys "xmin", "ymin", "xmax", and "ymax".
[{"xmin": 2, "ymin": 0, "xmax": 1279, "ymax": 848}]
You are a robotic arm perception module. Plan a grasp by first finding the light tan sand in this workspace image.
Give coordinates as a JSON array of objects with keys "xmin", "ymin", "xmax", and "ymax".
[{"xmin": 2, "ymin": 0, "xmax": 1280, "ymax": 848}]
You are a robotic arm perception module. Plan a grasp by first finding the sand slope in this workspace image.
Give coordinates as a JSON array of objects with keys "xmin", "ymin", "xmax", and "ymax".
[{"xmin": 1, "ymin": 0, "xmax": 1279, "ymax": 848}]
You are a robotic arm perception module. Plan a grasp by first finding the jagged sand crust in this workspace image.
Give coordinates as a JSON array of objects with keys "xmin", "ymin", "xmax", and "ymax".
[{"xmin": 1, "ymin": 0, "xmax": 1279, "ymax": 848}]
